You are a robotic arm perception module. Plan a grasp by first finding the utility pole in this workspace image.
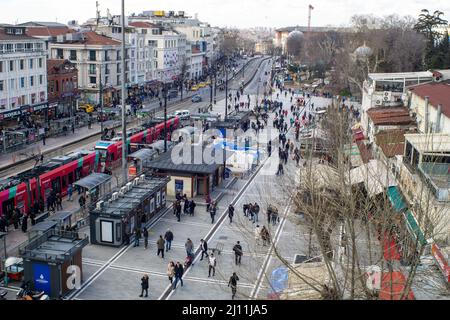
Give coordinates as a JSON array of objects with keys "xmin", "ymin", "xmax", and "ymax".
[
  {"xmin": 121, "ymin": 0, "xmax": 127, "ymax": 184},
  {"xmin": 99, "ymin": 64, "xmax": 104, "ymax": 137},
  {"xmin": 224, "ymin": 56, "xmax": 229, "ymax": 120},
  {"xmin": 308, "ymin": 4, "xmax": 314, "ymax": 32},
  {"xmin": 163, "ymin": 82, "xmax": 168, "ymax": 152},
  {"xmin": 209, "ymin": 66, "xmax": 213, "ymax": 110}
]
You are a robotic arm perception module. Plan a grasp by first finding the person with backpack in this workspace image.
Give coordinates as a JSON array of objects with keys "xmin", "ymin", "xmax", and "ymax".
[
  {"xmin": 208, "ymin": 253, "xmax": 217, "ymax": 277},
  {"xmin": 233, "ymin": 241, "xmax": 243, "ymax": 265},
  {"xmin": 228, "ymin": 272, "xmax": 240, "ymax": 300},
  {"xmin": 164, "ymin": 229, "xmax": 174, "ymax": 252}
]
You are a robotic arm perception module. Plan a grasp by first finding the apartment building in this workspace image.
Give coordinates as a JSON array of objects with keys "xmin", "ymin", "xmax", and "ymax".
[
  {"xmin": 0, "ymin": 25, "xmax": 47, "ymax": 120},
  {"xmin": 48, "ymin": 31, "xmax": 128, "ymax": 106}
]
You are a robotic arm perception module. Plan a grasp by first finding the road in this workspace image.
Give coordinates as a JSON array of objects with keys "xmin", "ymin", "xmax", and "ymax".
[{"xmin": 0, "ymin": 57, "xmax": 264, "ymax": 180}]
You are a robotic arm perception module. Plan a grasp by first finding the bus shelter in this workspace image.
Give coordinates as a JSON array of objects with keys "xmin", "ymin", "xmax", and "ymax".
[
  {"xmin": 89, "ymin": 176, "xmax": 169, "ymax": 247},
  {"xmin": 74, "ymin": 173, "xmax": 112, "ymax": 206}
]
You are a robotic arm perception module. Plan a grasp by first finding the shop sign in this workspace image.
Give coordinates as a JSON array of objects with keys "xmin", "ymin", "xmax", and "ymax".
[
  {"xmin": 32, "ymin": 103, "xmax": 49, "ymax": 112},
  {"xmin": 431, "ymin": 243, "xmax": 450, "ymax": 283},
  {"xmin": 0, "ymin": 107, "xmax": 22, "ymax": 119}
]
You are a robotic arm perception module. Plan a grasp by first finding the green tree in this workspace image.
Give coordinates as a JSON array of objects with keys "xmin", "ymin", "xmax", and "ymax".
[{"xmin": 414, "ymin": 9, "xmax": 448, "ymax": 68}]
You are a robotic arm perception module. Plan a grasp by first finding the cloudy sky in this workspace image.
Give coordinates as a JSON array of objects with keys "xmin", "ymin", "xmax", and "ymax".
[{"xmin": 0, "ymin": 0, "xmax": 449, "ymax": 28}]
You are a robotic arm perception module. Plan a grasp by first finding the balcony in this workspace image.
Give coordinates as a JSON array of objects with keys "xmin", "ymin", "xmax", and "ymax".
[{"xmin": 418, "ymin": 163, "xmax": 450, "ymax": 202}]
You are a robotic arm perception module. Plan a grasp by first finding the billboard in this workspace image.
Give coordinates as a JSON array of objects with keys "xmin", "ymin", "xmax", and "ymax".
[{"xmin": 33, "ymin": 263, "xmax": 51, "ymax": 294}]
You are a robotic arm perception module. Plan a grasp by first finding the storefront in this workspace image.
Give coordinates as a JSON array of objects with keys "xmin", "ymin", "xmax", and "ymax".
[{"xmin": 89, "ymin": 176, "xmax": 169, "ymax": 247}]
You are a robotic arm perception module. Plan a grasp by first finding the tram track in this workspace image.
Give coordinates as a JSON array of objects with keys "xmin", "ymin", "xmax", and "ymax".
[{"xmin": 64, "ymin": 57, "xmax": 271, "ymax": 300}]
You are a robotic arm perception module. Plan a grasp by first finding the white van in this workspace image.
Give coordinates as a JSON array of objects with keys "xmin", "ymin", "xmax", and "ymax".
[{"xmin": 174, "ymin": 110, "xmax": 190, "ymax": 120}]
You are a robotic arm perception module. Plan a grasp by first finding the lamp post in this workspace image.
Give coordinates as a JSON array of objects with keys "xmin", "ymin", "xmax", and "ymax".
[
  {"xmin": 121, "ymin": 0, "xmax": 128, "ymax": 184},
  {"xmin": 224, "ymin": 56, "xmax": 229, "ymax": 121},
  {"xmin": 163, "ymin": 81, "xmax": 168, "ymax": 153},
  {"xmin": 99, "ymin": 63, "xmax": 104, "ymax": 137}
]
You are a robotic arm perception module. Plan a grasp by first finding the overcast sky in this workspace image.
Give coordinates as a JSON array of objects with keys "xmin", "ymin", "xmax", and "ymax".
[{"xmin": 0, "ymin": 0, "xmax": 449, "ymax": 28}]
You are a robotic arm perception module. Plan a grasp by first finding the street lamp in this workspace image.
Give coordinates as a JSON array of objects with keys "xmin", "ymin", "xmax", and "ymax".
[
  {"xmin": 121, "ymin": 0, "xmax": 128, "ymax": 184},
  {"xmin": 99, "ymin": 63, "xmax": 104, "ymax": 137},
  {"xmin": 224, "ymin": 56, "xmax": 229, "ymax": 121}
]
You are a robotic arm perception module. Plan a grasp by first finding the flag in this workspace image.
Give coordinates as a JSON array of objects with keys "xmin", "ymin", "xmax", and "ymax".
[{"xmin": 309, "ymin": 4, "xmax": 314, "ymax": 10}]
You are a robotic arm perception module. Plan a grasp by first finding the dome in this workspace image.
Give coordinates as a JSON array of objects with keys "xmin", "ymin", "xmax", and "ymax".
[
  {"xmin": 288, "ymin": 30, "xmax": 304, "ymax": 39},
  {"xmin": 354, "ymin": 43, "xmax": 373, "ymax": 58}
]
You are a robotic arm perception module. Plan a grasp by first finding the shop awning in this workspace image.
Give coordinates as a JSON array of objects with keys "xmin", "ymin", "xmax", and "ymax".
[
  {"xmin": 404, "ymin": 210, "xmax": 428, "ymax": 246},
  {"xmin": 74, "ymin": 173, "xmax": 112, "ymax": 191},
  {"xmin": 387, "ymin": 186, "xmax": 407, "ymax": 212}
]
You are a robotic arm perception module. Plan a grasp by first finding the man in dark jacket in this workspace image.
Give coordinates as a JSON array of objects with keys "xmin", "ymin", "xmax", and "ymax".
[
  {"xmin": 228, "ymin": 272, "xmax": 239, "ymax": 299},
  {"xmin": 139, "ymin": 274, "xmax": 149, "ymax": 297},
  {"xmin": 164, "ymin": 229, "xmax": 174, "ymax": 251},
  {"xmin": 157, "ymin": 235, "xmax": 165, "ymax": 258},
  {"xmin": 12, "ymin": 209, "xmax": 20, "ymax": 229},
  {"xmin": 21, "ymin": 214, "xmax": 28, "ymax": 233},
  {"xmin": 200, "ymin": 239, "xmax": 208, "ymax": 260},
  {"xmin": 172, "ymin": 262, "xmax": 184, "ymax": 290},
  {"xmin": 143, "ymin": 228, "xmax": 149, "ymax": 249},
  {"xmin": 209, "ymin": 201, "xmax": 217, "ymax": 224},
  {"xmin": 189, "ymin": 200, "xmax": 196, "ymax": 216},
  {"xmin": 133, "ymin": 228, "xmax": 141, "ymax": 247},
  {"xmin": 233, "ymin": 241, "xmax": 243, "ymax": 265},
  {"xmin": 228, "ymin": 204, "xmax": 235, "ymax": 224}
]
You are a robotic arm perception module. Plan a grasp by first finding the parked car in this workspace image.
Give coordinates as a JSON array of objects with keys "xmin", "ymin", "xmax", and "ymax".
[
  {"xmin": 191, "ymin": 85, "xmax": 199, "ymax": 91},
  {"xmin": 174, "ymin": 110, "xmax": 190, "ymax": 120},
  {"xmin": 191, "ymin": 95, "xmax": 202, "ymax": 103}
]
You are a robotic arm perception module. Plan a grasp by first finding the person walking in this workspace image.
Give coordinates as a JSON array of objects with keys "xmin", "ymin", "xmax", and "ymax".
[
  {"xmin": 185, "ymin": 238, "xmax": 194, "ymax": 257},
  {"xmin": 78, "ymin": 194, "xmax": 86, "ymax": 213},
  {"xmin": 228, "ymin": 204, "xmax": 235, "ymax": 224},
  {"xmin": 172, "ymin": 262, "xmax": 184, "ymax": 290},
  {"xmin": 255, "ymin": 225, "xmax": 262, "ymax": 245},
  {"xmin": 232, "ymin": 241, "xmax": 243, "ymax": 265},
  {"xmin": 261, "ymin": 226, "xmax": 270, "ymax": 246},
  {"xmin": 133, "ymin": 228, "xmax": 141, "ymax": 247},
  {"xmin": 200, "ymin": 239, "xmax": 208, "ymax": 261},
  {"xmin": 56, "ymin": 193, "xmax": 63, "ymax": 211},
  {"xmin": 12, "ymin": 209, "xmax": 20, "ymax": 230},
  {"xmin": 21, "ymin": 214, "xmax": 28, "ymax": 233},
  {"xmin": 252, "ymin": 202, "xmax": 260, "ymax": 224},
  {"xmin": 175, "ymin": 201, "xmax": 181, "ymax": 222},
  {"xmin": 228, "ymin": 272, "xmax": 240, "ymax": 300},
  {"xmin": 156, "ymin": 235, "xmax": 165, "ymax": 258},
  {"xmin": 208, "ymin": 253, "xmax": 217, "ymax": 277},
  {"xmin": 67, "ymin": 184, "xmax": 73, "ymax": 201},
  {"xmin": 164, "ymin": 229, "xmax": 174, "ymax": 252},
  {"xmin": 189, "ymin": 200, "xmax": 196, "ymax": 216},
  {"xmin": 143, "ymin": 227, "xmax": 149, "ymax": 249},
  {"xmin": 139, "ymin": 274, "xmax": 149, "ymax": 298},
  {"xmin": 277, "ymin": 162, "xmax": 284, "ymax": 175},
  {"xmin": 167, "ymin": 261, "xmax": 175, "ymax": 284},
  {"xmin": 243, "ymin": 203, "xmax": 249, "ymax": 217},
  {"xmin": 209, "ymin": 201, "xmax": 217, "ymax": 224},
  {"xmin": 205, "ymin": 194, "xmax": 211, "ymax": 212}
]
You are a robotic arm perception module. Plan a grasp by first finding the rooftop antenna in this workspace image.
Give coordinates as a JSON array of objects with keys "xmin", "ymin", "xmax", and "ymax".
[{"xmin": 96, "ymin": 1, "xmax": 101, "ymax": 26}]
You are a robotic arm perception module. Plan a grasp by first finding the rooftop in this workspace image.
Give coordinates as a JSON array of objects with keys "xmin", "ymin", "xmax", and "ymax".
[
  {"xmin": 408, "ymin": 81, "xmax": 450, "ymax": 119},
  {"xmin": 51, "ymin": 31, "xmax": 121, "ymax": 46},
  {"xmin": 404, "ymin": 133, "xmax": 450, "ymax": 154},
  {"xmin": 128, "ymin": 21, "xmax": 158, "ymax": 28},
  {"xmin": 144, "ymin": 145, "xmax": 232, "ymax": 174},
  {"xmin": 0, "ymin": 26, "xmax": 38, "ymax": 41},
  {"xmin": 26, "ymin": 26, "xmax": 72, "ymax": 38},
  {"xmin": 375, "ymin": 130, "xmax": 408, "ymax": 158},
  {"xmin": 367, "ymin": 107, "xmax": 415, "ymax": 126},
  {"xmin": 19, "ymin": 21, "xmax": 68, "ymax": 28},
  {"xmin": 368, "ymin": 71, "xmax": 434, "ymax": 81}
]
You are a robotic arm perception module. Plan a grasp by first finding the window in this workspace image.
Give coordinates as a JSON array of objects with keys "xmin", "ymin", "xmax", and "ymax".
[
  {"xmin": 117, "ymin": 75, "xmax": 121, "ymax": 85},
  {"xmin": 39, "ymin": 58, "xmax": 43, "ymax": 68},
  {"xmin": 30, "ymin": 76, "xmax": 34, "ymax": 87},
  {"xmin": 89, "ymin": 64, "xmax": 96, "ymax": 75},
  {"xmin": 31, "ymin": 93, "xmax": 36, "ymax": 104},
  {"xmin": 9, "ymin": 60, "xmax": 14, "ymax": 71},
  {"xmin": 105, "ymin": 76, "xmax": 109, "ymax": 85},
  {"xmin": 117, "ymin": 50, "xmax": 121, "ymax": 60},
  {"xmin": 0, "ymin": 80, "xmax": 3, "ymax": 91},
  {"xmin": 39, "ymin": 75, "xmax": 43, "ymax": 85},
  {"xmin": 20, "ymin": 77, "xmax": 25, "ymax": 88},
  {"xmin": 89, "ymin": 50, "xmax": 96, "ymax": 61},
  {"xmin": 0, "ymin": 61, "xmax": 3, "ymax": 72},
  {"xmin": 90, "ymin": 77, "xmax": 96, "ymax": 84},
  {"xmin": 9, "ymin": 79, "xmax": 15, "ymax": 90},
  {"xmin": 29, "ymin": 59, "xmax": 33, "ymax": 69},
  {"xmin": 49, "ymin": 80, "xmax": 55, "ymax": 93},
  {"xmin": 70, "ymin": 50, "xmax": 77, "ymax": 60},
  {"xmin": 117, "ymin": 63, "xmax": 121, "ymax": 73},
  {"xmin": 20, "ymin": 59, "xmax": 24, "ymax": 70},
  {"xmin": 56, "ymin": 48, "xmax": 63, "ymax": 59}
]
